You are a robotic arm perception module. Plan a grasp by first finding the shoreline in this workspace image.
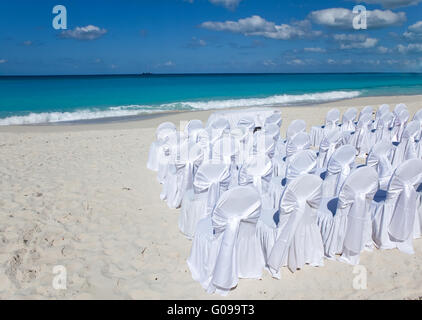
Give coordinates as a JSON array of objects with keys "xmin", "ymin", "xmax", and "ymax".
[{"xmin": 1, "ymin": 94, "xmax": 421, "ymax": 134}]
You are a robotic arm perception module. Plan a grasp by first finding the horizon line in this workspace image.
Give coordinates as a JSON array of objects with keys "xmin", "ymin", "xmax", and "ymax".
[{"xmin": 1, "ymin": 71, "xmax": 422, "ymax": 77}]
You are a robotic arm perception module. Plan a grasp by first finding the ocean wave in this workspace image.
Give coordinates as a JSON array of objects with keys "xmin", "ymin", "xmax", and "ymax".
[{"xmin": 0, "ymin": 90, "xmax": 362, "ymax": 125}]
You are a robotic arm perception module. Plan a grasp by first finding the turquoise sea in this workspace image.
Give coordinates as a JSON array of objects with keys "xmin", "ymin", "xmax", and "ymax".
[{"xmin": 1, "ymin": 73, "xmax": 422, "ymax": 125}]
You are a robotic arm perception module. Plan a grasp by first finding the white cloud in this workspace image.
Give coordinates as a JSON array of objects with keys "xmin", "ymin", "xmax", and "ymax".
[
  {"xmin": 377, "ymin": 46, "xmax": 390, "ymax": 53},
  {"xmin": 403, "ymin": 21, "xmax": 422, "ymax": 40},
  {"xmin": 304, "ymin": 47, "xmax": 326, "ymax": 52},
  {"xmin": 397, "ymin": 43, "xmax": 422, "ymax": 53},
  {"xmin": 309, "ymin": 8, "xmax": 406, "ymax": 29},
  {"xmin": 209, "ymin": 0, "xmax": 242, "ymax": 9},
  {"xmin": 0, "ymin": 59, "xmax": 7, "ymax": 64},
  {"xmin": 333, "ymin": 33, "xmax": 379, "ymax": 49},
  {"xmin": 287, "ymin": 59, "xmax": 306, "ymax": 65},
  {"xmin": 200, "ymin": 15, "xmax": 321, "ymax": 40},
  {"xmin": 161, "ymin": 61, "xmax": 175, "ymax": 67},
  {"xmin": 186, "ymin": 0, "xmax": 242, "ymax": 9},
  {"xmin": 353, "ymin": 0, "xmax": 422, "ymax": 9},
  {"xmin": 60, "ymin": 25, "xmax": 107, "ymax": 40},
  {"xmin": 23, "ymin": 40, "xmax": 33, "ymax": 46},
  {"xmin": 263, "ymin": 59, "xmax": 276, "ymax": 66}
]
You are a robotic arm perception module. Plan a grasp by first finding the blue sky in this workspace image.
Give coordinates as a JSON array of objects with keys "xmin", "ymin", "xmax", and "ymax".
[{"xmin": 0, "ymin": 0, "xmax": 422, "ymax": 75}]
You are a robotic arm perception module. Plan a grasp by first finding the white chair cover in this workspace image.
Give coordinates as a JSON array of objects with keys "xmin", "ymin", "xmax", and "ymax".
[
  {"xmin": 391, "ymin": 121, "xmax": 419, "ymax": 169},
  {"xmin": 286, "ymin": 119, "xmax": 306, "ymax": 141},
  {"xmin": 318, "ymin": 166, "xmax": 378, "ymax": 264},
  {"xmin": 264, "ymin": 174, "xmax": 323, "ymax": 278},
  {"xmin": 147, "ymin": 122, "xmax": 177, "ymax": 171},
  {"xmin": 310, "ymin": 108, "xmax": 340, "ymax": 147},
  {"xmin": 412, "ymin": 109, "xmax": 422, "ymax": 141},
  {"xmin": 322, "ymin": 144, "xmax": 356, "ymax": 198},
  {"xmin": 208, "ymin": 118, "xmax": 230, "ymax": 144},
  {"xmin": 265, "ymin": 112, "xmax": 282, "ymax": 128},
  {"xmin": 285, "ymin": 132, "xmax": 311, "ymax": 161},
  {"xmin": 341, "ymin": 108, "xmax": 358, "ymax": 132},
  {"xmin": 373, "ymin": 104, "xmax": 390, "ymax": 130},
  {"xmin": 237, "ymin": 116, "xmax": 255, "ymax": 133},
  {"xmin": 165, "ymin": 142, "xmax": 204, "ymax": 209},
  {"xmin": 179, "ymin": 163, "xmax": 231, "ymax": 239},
  {"xmin": 349, "ymin": 113, "xmax": 372, "ymax": 156},
  {"xmin": 372, "ymin": 159, "xmax": 422, "ymax": 254},
  {"xmin": 285, "ymin": 150, "xmax": 317, "ymax": 185},
  {"xmin": 230, "ymin": 127, "xmax": 250, "ymax": 166},
  {"xmin": 184, "ymin": 120, "xmax": 203, "ymax": 143},
  {"xmin": 317, "ymin": 129, "xmax": 343, "ymax": 169},
  {"xmin": 187, "ymin": 186, "xmax": 264, "ymax": 295},
  {"xmin": 238, "ymin": 155, "xmax": 273, "ymax": 201},
  {"xmin": 359, "ymin": 105, "xmax": 373, "ymax": 117},
  {"xmin": 391, "ymin": 109, "xmax": 410, "ymax": 143},
  {"xmin": 264, "ymin": 123, "xmax": 281, "ymax": 141},
  {"xmin": 374, "ymin": 112, "xmax": 394, "ymax": 143},
  {"xmin": 207, "ymin": 108, "xmax": 280, "ymax": 129},
  {"xmin": 366, "ymin": 140, "xmax": 394, "ymax": 190},
  {"xmin": 197, "ymin": 129, "xmax": 212, "ymax": 163}
]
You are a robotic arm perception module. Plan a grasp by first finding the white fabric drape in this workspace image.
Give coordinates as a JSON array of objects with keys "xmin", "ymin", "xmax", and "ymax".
[
  {"xmin": 179, "ymin": 163, "xmax": 231, "ymax": 239},
  {"xmin": 147, "ymin": 122, "xmax": 177, "ymax": 171},
  {"xmin": 317, "ymin": 129, "xmax": 343, "ymax": 169},
  {"xmin": 285, "ymin": 150, "xmax": 317, "ymax": 185},
  {"xmin": 391, "ymin": 120, "xmax": 419, "ymax": 169},
  {"xmin": 165, "ymin": 142, "xmax": 204, "ymax": 209},
  {"xmin": 263, "ymin": 174, "xmax": 323, "ymax": 278},
  {"xmin": 317, "ymin": 167, "xmax": 378, "ymax": 264},
  {"xmin": 322, "ymin": 144, "xmax": 356, "ymax": 198},
  {"xmin": 366, "ymin": 140, "xmax": 394, "ymax": 190},
  {"xmin": 187, "ymin": 186, "xmax": 264, "ymax": 295},
  {"xmin": 349, "ymin": 113, "xmax": 373, "ymax": 156},
  {"xmin": 372, "ymin": 159, "xmax": 422, "ymax": 254},
  {"xmin": 310, "ymin": 109, "xmax": 340, "ymax": 147},
  {"xmin": 341, "ymin": 108, "xmax": 358, "ymax": 133}
]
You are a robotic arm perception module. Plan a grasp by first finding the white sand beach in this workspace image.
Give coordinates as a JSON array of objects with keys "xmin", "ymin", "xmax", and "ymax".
[{"xmin": 1, "ymin": 94, "xmax": 422, "ymax": 300}]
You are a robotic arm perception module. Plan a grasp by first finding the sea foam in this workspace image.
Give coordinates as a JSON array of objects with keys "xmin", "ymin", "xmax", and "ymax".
[{"xmin": 0, "ymin": 90, "xmax": 361, "ymax": 125}]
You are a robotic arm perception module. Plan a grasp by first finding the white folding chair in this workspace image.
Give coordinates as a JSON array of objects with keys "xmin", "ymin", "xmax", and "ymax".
[
  {"xmin": 366, "ymin": 140, "xmax": 394, "ymax": 190},
  {"xmin": 258, "ymin": 174, "xmax": 323, "ymax": 278},
  {"xmin": 164, "ymin": 142, "xmax": 204, "ymax": 209},
  {"xmin": 322, "ymin": 144, "xmax": 356, "ymax": 198},
  {"xmin": 310, "ymin": 108, "xmax": 340, "ymax": 147},
  {"xmin": 147, "ymin": 122, "xmax": 177, "ymax": 171},
  {"xmin": 179, "ymin": 163, "xmax": 231, "ymax": 239},
  {"xmin": 391, "ymin": 120, "xmax": 419, "ymax": 169},
  {"xmin": 372, "ymin": 159, "xmax": 422, "ymax": 254},
  {"xmin": 317, "ymin": 129, "xmax": 343, "ymax": 169},
  {"xmin": 187, "ymin": 186, "xmax": 264, "ymax": 295},
  {"xmin": 317, "ymin": 166, "xmax": 378, "ymax": 264},
  {"xmin": 341, "ymin": 108, "xmax": 358, "ymax": 133}
]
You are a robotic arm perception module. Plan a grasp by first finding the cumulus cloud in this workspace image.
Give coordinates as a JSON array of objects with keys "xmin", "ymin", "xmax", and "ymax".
[
  {"xmin": 353, "ymin": 0, "xmax": 422, "ymax": 9},
  {"xmin": 0, "ymin": 59, "xmax": 7, "ymax": 64},
  {"xmin": 309, "ymin": 8, "xmax": 406, "ymax": 29},
  {"xmin": 60, "ymin": 25, "xmax": 107, "ymax": 40},
  {"xmin": 200, "ymin": 15, "xmax": 321, "ymax": 40},
  {"xmin": 333, "ymin": 33, "xmax": 379, "ymax": 49},
  {"xmin": 397, "ymin": 43, "xmax": 422, "ymax": 53},
  {"xmin": 403, "ymin": 21, "xmax": 422, "ymax": 40}
]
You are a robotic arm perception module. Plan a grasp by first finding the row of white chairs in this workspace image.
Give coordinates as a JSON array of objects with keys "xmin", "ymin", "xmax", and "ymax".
[{"xmin": 147, "ymin": 104, "xmax": 422, "ymax": 295}]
